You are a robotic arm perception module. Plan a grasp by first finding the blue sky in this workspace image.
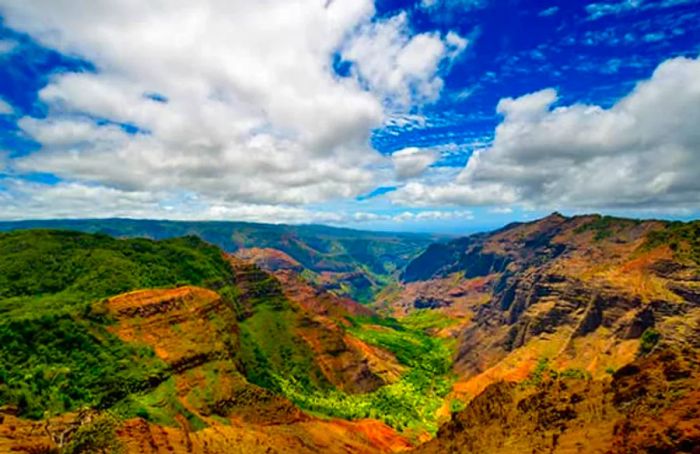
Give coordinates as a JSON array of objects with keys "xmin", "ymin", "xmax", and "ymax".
[{"xmin": 0, "ymin": 0, "xmax": 699, "ymax": 234}]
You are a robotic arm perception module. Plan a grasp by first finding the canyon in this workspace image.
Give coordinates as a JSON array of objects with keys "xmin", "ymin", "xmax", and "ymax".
[{"xmin": 0, "ymin": 213, "xmax": 699, "ymax": 453}]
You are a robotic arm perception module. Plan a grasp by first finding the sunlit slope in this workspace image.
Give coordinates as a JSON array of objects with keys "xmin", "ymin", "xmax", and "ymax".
[
  {"xmin": 378, "ymin": 213, "xmax": 700, "ymax": 452},
  {"xmin": 0, "ymin": 229, "xmax": 452, "ymax": 452}
]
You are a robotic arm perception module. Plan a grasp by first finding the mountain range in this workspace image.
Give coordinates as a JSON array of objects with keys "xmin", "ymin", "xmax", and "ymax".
[{"xmin": 0, "ymin": 213, "xmax": 698, "ymax": 453}]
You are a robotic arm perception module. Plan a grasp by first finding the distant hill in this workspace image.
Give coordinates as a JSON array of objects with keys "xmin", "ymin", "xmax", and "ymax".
[{"xmin": 0, "ymin": 219, "xmax": 439, "ymax": 303}]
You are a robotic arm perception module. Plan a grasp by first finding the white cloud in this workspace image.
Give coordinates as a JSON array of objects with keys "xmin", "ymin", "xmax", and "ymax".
[
  {"xmin": 0, "ymin": 178, "xmax": 474, "ymax": 226},
  {"xmin": 585, "ymin": 0, "xmax": 695, "ymax": 20},
  {"xmin": 391, "ymin": 55, "xmax": 700, "ymax": 211},
  {"xmin": 351, "ymin": 209, "xmax": 472, "ymax": 223},
  {"xmin": 0, "ymin": 178, "xmax": 349, "ymax": 223},
  {"xmin": 419, "ymin": 0, "xmax": 489, "ymax": 12},
  {"xmin": 0, "ymin": 0, "xmax": 462, "ymax": 214},
  {"xmin": 0, "ymin": 97, "xmax": 13, "ymax": 115},
  {"xmin": 444, "ymin": 31, "xmax": 469, "ymax": 59},
  {"xmin": 488, "ymin": 206, "xmax": 513, "ymax": 214},
  {"xmin": 452, "ymin": 86, "xmax": 476, "ymax": 101},
  {"xmin": 392, "ymin": 209, "xmax": 473, "ymax": 221},
  {"xmin": 586, "ymin": 0, "xmax": 642, "ymax": 20},
  {"xmin": 391, "ymin": 147, "xmax": 440, "ymax": 179},
  {"xmin": 341, "ymin": 12, "xmax": 467, "ymax": 106}
]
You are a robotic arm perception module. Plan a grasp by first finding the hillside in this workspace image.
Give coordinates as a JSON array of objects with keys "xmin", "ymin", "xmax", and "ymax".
[
  {"xmin": 0, "ymin": 229, "xmax": 452, "ymax": 453},
  {"xmin": 377, "ymin": 213, "xmax": 700, "ymax": 452},
  {"xmin": 0, "ymin": 219, "xmax": 437, "ymax": 303},
  {"xmin": 416, "ymin": 346, "xmax": 700, "ymax": 453}
]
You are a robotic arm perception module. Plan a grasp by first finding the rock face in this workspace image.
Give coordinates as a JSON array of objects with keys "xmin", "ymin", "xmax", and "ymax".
[
  {"xmin": 386, "ymin": 214, "xmax": 700, "ymax": 398},
  {"xmin": 416, "ymin": 347, "xmax": 700, "ymax": 453},
  {"xmin": 106, "ymin": 286, "xmax": 308, "ymax": 424},
  {"xmin": 383, "ymin": 213, "xmax": 700, "ymax": 453},
  {"xmin": 234, "ymin": 247, "xmax": 304, "ymax": 272}
]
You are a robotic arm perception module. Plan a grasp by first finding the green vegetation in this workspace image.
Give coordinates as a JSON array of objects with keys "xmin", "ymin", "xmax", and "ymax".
[
  {"xmin": 574, "ymin": 215, "xmax": 642, "ymax": 241},
  {"xmin": 0, "ymin": 230, "xmax": 233, "ymax": 419},
  {"xmin": 346, "ymin": 320, "xmax": 453, "ymax": 375},
  {"xmin": 270, "ymin": 317, "xmax": 455, "ymax": 436},
  {"xmin": 643, "ymin": 221, "xmax": 700, "ymax": 264},
  {"xmin": 523, "ymin": 357, "xmax": 551, "ymax": 386},
  {"xmin": 238, "ymin": 298, "xmax": 328, "ymax": 393},
  {"xmin": 557, "ymin": 368, "xmax": 592, "ymax": 380},
  {"xmin": 449, "ymin": 398, "xmax": 466, "ymax": 413},
  {"xmin": 523, "ymin": 357, "xmax": 591, "ymax": 387},
  {"xmin": 399, "ymin": 309, "xmax": 458, "ymax": 331},
  {"xmin": 0, "ymin": 219, "xmax": 436, "ymax": 303},
  {"xmin": 0, "ymin": 229, "xmax": 232, "ymax": 312},
  {"xmin": 62, "ymin": 413, "xmax": 124, "ymax": 454},
  {"xmin": 0, "ymin": 314, "xmax": 168, "ymax": 419},
  {"xmin": 639, "ymin": 328, "xmax": 661, "ymax": 356},
  {"xmin": 113, "ymin": 377, "xmax": 208, "ymax": 430},
  {"xmin": 0, "ymin": 227, "xmax": 454, "ymax": 439}
]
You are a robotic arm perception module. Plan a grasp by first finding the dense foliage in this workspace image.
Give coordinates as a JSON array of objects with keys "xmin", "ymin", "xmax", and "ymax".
[
  {"xmin": 62, "ymin": 413, "xmax": 124, "ymax": 454},
  {"xmin": 0, "ymin": 230, "xmax": 233, "ymax": 418},
  {"xmin": 0, "ymin": 229, "xmax": 231, "ymax": 306},
  {"xmin": 237, "ymin": 292, "xmax": 329, "ymax": 394}
]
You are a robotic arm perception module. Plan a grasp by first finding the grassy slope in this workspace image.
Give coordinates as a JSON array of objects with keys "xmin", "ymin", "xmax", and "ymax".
[{"xmin": 264, "ymin": 314, "xmax": 455, "ymax": 437}]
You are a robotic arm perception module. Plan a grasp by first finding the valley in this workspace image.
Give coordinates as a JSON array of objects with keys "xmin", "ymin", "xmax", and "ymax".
[{"xmin": 0, "ymin": 214, "xmax": 699, "ymax": 453}]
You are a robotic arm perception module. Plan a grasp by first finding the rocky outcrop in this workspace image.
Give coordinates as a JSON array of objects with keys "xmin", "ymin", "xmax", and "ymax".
[
  {"xmin": 389, "ymin": 214, "xmax": 700, "ymax": 395},
  {"xmin": 417, "ymin": 348, "xmax": 700, "ymax": 453}
]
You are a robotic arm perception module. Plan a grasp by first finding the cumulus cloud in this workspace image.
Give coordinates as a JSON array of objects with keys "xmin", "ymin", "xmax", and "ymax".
[
  {"xmin": 0, "ymin": 177, "xmax": 472, "ymax": 226},
  {"xmin": 0, "ymin": 178, "xmax": 351, "ymax": 223},
  {"xmin": 0, "ymin": 0, "xmax": 463, "ymax": 217},
  {"xmin": 391, "ymin": 147, "xmax": 440, "ymax": 179},
  {"xmin": 391, "ymin": 55, "xmax": 700, "ymax": 211},
  {"xmin": 342, "ymin": 12, "xmax": 467, "ymax": 106}
]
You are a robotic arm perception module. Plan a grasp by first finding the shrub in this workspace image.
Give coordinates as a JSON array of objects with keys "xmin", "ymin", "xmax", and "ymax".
[
  {"xmin": 639, "ymin": 329, "xmax": 660, "ymax": 356},
  {"xmin": 62, "ymin": 413, "xmax": 124, "ymax": 454}
]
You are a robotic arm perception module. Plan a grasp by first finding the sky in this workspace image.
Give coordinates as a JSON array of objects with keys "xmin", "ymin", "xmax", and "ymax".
[{"xmin": 0, "ymin": 0, "xmax": 699, "ymax": 234}]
